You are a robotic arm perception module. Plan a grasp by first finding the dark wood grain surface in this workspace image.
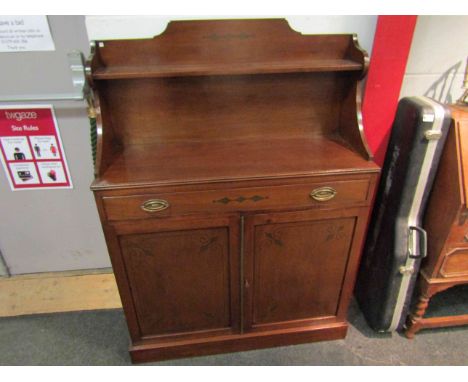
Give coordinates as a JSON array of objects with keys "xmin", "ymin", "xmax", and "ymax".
[
  {"xmin": 120, "ymin": 227, "xmax": 231, "ymax": 337},
  {"xmin": 406, "ymin": 105, "xmax": 468, "ymax": 338},
  {"xmin": 251, "ymin": 215, "xmax": 355, "ymax": 325},
  {"xmin": 92, "ymin": 136, "xmax": 378, "ymax": 189},
  {"xmin": 90, "ymin": 19, "xmax": 365, "ymax": 79},
  {"xmin": 97, "ymin": 73, "xmax": 349, "ymax": 146},
  {"xmin": 89, "ymin": 19, "xmax": 379, "ymax": 362},
  {"xmin": 100, "ymin": 177, "xmax": 371, "ymax": 221}
]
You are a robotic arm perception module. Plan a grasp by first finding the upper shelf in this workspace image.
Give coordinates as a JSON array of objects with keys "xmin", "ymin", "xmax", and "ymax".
[
  {"xmin": 92, "ymin": 58, "xmax": 363, "ymax": 80},
  {"xmin": 87, "ymin": 19, "xmax": 368, "ymax": 81}
]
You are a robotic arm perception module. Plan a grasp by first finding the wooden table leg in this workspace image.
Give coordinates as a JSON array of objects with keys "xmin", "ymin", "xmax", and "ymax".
[
  {"xmin": 405, "ymin": 276, "xmax": 466, "ymax": 338},
  {"xmin": 405, "ymin": 277, "xmax": 432, "ymax": 339}
]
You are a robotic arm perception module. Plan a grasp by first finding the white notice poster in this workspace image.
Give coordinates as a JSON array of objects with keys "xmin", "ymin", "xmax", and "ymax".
[{"xmin": 0, "ymin": 16, "xmax": 55, "ymax": 52}]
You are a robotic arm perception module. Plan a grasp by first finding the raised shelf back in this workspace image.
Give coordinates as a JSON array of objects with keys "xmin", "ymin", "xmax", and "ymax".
[
  {"xmin": 88, "ymin": 19, "xmax": 367, "ymax": 79},
  {"xmin": 88, "ymin": 19, "xmax": 373, "ymax": 181}
]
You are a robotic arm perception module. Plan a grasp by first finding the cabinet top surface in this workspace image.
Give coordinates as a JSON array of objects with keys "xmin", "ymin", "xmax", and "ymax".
[{"xmin": 91, "ymin": 136, "xmax": 379, "ymax": 190}]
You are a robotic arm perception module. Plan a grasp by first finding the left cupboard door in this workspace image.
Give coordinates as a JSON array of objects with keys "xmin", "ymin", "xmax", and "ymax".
[{"xmin": 102, "ymin": 215, "xmax": 241, "ymax": 342}]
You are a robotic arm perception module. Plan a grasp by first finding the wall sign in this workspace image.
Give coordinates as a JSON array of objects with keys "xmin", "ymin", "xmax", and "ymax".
[
  {"xmin": 0, "ymin": 105, "xmax": 72, "ymax": 190},
  {"xmin": 0, "ymin": 16, "xmax": 55, "ymax": 52}
]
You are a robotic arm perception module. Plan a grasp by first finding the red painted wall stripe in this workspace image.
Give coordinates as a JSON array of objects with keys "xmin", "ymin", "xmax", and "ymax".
[{"xmin": 362, "ymin": 16, "xmax": 418, "ymax": 166}]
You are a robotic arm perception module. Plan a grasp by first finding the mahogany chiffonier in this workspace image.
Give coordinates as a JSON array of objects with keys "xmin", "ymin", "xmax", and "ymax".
[
  {"xmin": 406, "ymin": 105, "xmax": 468, "ymax": 338},
  {"xmin": 86, "ymin": 19, "xmax": 380, "ymax": 362}
]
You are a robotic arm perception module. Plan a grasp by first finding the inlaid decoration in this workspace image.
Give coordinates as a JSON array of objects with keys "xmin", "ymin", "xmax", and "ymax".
[
  {"xmin": 213, "ymin": 195, "xmax": 268, "ymax": 205},
  {"xmin": 325, "ymin": 224, "xmax": 346, "ymax": 242},
  {"xmin": 264, "ymin": 231, "xmax": 284, "ymax": 247}
]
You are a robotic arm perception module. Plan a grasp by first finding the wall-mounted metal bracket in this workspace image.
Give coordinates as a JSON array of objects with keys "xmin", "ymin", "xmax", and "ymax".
[
  {"xmin": 0, "ymin": 51, "xmax": 89, "ymax": 103},
  {"xmin": 68, "ymin": 50, "xmax": 90, "ymax": 101}
]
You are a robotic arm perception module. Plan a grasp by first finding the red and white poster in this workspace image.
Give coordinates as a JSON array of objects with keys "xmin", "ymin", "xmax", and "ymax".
[{"xmin": 0, "ymin": 105, "xmax": 72, "ymax": 190}]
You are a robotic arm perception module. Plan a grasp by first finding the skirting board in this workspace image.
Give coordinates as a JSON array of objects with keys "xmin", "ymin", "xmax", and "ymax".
[{"xmin": 0, "ymin": 268, "xmax": 122, "ymax": 317}]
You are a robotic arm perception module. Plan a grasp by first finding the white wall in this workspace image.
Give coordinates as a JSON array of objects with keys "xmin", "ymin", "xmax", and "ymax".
[
  {"xmin": 85, "ymin": 16, "xmax": 378, "ymax": 55},
  {"xmin": 400, "ymin": 16, "xmax": 468, "ymax": 103}
]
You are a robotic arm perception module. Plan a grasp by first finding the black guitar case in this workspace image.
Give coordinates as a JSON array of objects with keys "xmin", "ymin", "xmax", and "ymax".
[{"xmin": 355, "ymin": 96, "xmax": 452, "ymax": 332}]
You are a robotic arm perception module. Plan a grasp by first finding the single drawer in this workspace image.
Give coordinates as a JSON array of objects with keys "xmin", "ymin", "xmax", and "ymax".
[{"xmin": 101, "ymin": 178, "xmax": 371, "ymax": 221}]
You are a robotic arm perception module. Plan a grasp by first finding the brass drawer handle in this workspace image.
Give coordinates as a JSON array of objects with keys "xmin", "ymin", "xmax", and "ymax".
[
  {"xmin": 310, "ymin": 187, "xmax": 337, "ymax": 202},
  {"xmin": 141, "ymin": 199, "xmax": 169, "ymax": 213}
]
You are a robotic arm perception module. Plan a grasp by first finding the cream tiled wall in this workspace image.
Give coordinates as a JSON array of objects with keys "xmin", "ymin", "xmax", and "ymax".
[{"xmin": 400, "ymin": 16, "xmax": 468, "ymax": 103}]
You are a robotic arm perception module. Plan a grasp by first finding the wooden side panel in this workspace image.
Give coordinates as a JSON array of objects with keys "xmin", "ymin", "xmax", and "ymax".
[
  {"xmin": 339, "ymin": 77, "xmax": 373, "ymax": 159},
  {"xmin": 92, "ymin": 86, "xmax": 122, "ymax": 177},
  {"xmin": 457, "ymin": 117, "xmax": 468, "ymax": 204},
  {"xmin": 405, "ymin": 106, "xmax": 468, "ymax": 338},
  {"xmin": 421, "ymin": 121, "xmax": 464, "ymax": 278}
]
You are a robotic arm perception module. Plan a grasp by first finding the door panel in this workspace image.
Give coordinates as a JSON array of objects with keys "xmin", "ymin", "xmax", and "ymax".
[
  {"xmin": 111, "ymin": 215, "xmax": 240, "ymax": 340},
  {"xmin": 245, "ymin": 209, "xmax": 358, "ymax": 329}
]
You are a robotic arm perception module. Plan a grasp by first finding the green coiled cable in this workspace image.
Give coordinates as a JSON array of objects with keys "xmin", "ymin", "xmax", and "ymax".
[
  {"xmin": 87, "ymin": 96, "xmax": 97, "ymax": 168},
  {"xmin": 89, "ymin": 115, "xmax": 97, "ymax": 166}
]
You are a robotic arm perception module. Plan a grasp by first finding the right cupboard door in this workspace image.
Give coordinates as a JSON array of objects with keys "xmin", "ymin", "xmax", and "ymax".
[{"xmin": 243, "ymin": 207, "xmax": 368, "ymax": 332}]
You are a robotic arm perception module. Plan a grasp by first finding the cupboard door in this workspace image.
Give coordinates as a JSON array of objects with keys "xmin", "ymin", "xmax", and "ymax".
[
  {"xmin": 106, "ymin": 216, "xmax": 240, "ymax": 340},
  {"xmin": 244, "ymin": 208, "xmax": 363, "ymax": 331}
]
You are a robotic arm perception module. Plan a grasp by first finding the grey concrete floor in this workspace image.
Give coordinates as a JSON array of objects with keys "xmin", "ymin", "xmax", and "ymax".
[{"xmin": 1, "ymin": 287, "xmax": 467, "ymax": 365}]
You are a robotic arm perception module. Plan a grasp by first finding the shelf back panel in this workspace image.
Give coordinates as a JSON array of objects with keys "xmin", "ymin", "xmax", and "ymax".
[
  {"xmin": 98, "ymin": 72, "xmax": 354, "ymax": 145},
  {"xmin": 89, "ymin": 19, "xmax": 365, "ymax": 79}
]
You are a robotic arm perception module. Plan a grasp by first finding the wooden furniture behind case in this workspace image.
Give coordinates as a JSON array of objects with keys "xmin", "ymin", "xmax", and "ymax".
[
  {"xmin": 87, "ymin": 19, "xmax": 380, "ymax": 362},
  {"xmin": 406, "ymin": 105, "xmax": 468, "ymax": 338}
]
